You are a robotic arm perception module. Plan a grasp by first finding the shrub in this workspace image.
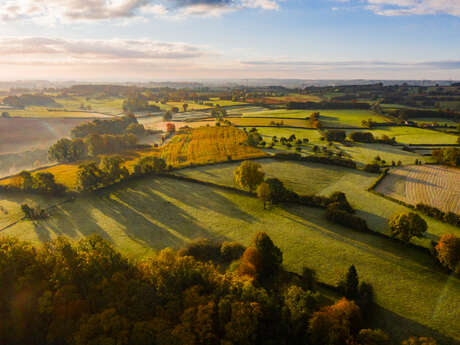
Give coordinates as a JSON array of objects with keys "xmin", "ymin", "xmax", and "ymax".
[
  {"xmin": 363, "ymin": 164, "xmax": 381, "ymax": 173},
  {"xmin": 326, "ymin": 205, "xmax": 369, "ymax": 232}
]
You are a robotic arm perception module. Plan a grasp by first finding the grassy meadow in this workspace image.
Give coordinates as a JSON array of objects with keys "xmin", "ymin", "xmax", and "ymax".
[
  {"xmin": 364, "ymin": 127, "xmax": 459, "ymax": 145},
  {"xmin": 1, "ymin": 175, "xmax": 459, "ymax": 342},
  {"xmin": 240, "ymin": 108, "xmax": 390, "ymax": 128},
  {"xmin": 174, "ymin": 159, "xmax": 460, "ymax": 240}
]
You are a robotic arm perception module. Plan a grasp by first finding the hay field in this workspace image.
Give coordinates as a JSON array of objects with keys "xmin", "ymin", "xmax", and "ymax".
[{"xmin": 376, "ymin": 165, "xmax": 460, "ymax": 214}]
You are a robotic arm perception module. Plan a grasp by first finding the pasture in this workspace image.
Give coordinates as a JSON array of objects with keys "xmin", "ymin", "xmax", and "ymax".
[
  {"xmin": 240, "ymin": 126, "xmax": 426, "ymax": 165},
  {"xmin": 240, "ymin": 108, "xmax": 391, "ymax": 128},
  {"xmin": 56, "ymin": 96, "xmax": 124, "ymax": 115},
  {"xmin": 229, "ymin": 117, "xmax": 312, "ymax": 128},
  {"xmin": 1, "ymin": 176, "xmax": 459, "ymax": 342},
  {"xmin": 174, "ymin": 159, "xmax": 459, "ymax": 240},
  {"xmin": 376, "ymin": 165, "xmax": 460, "ymax": 214},
  {"xmin": 365, "ymin": 126, "xmax": 459, "ymax": 145}
]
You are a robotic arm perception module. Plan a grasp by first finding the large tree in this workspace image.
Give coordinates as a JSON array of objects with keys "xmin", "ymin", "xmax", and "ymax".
[
  {"xmin": 233, "ymin": 160, "xmax": 264, "ymax": 192},
  {"xmin": 435, "ymin": 234, "xmax": 460, "ymax": 273},
  {"xmin": 388, "ymin": 212, "xmax": 427, "ymax": 242},
  {"xmin": 256, "ymin": 182, "xmax": 271, "ymax": 209}
]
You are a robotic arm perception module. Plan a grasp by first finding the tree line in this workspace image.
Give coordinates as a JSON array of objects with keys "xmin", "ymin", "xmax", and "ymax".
[{"xmin": 0, "ymin": 232, "xmax": 438, "ymax": 345}]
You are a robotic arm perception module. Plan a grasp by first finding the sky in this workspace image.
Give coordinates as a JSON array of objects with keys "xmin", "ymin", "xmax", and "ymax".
[{"xmin": 0, "ymin": 0, "xmax": 459, "ymax": 81}]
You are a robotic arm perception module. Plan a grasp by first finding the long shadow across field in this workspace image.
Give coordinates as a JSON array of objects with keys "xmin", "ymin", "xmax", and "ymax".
[
  {"xmin": 372, "ymin": 305, "xmax": 460, "ymax": 345},
  {"xmin": 30, "ymin": 176, "xmax": 254, "ymax": 250},
  {"xmin": 282, "ymin": 204, "xmax": 458, "ymax": 281}
]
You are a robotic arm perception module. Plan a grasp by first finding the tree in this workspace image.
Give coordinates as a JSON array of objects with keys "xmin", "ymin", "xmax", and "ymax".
[
  {"xmin": 100, "ymin": 156, "xmax": 129, "ymax": 185},
  {"xmin": 247, "ymin": 131, "xmax": 262, "ymax": 147},
  {"xmin": 77, "ymin": 162, "xmax": 104, "ymax": 191},
  {"xmin": 256, "ymin": 182, "xmax": 271, "ymax": 209},
  {"xmin": 250, "ymin": 232, "xmax": 282, "ymax": 277},
  {"xmin": 33, "ymin": 172, "xmax": 59, "ymax": 193},
  {"xmin": 166, "ymin": 123, "xmax": 176, "ymax": 134},
  {"xmin": 435, "ymin": 234, "xmax": 460, "ymax": 273},
  {"xmin": 126, "ymin": 123, "xmax": 146, "ymax": 136},
  {"xmin": 342, "ymin": 265, "xmax": 359, "ymax": 300},
  {"xmin": 163, "ymin": 111, "xmax": 173, "ymax": 121},
  {"xmin": 388, "ymin": 212, "xmax": 427, "ymax": 242},
  {"xmin": 48, "ymin": 138, "xmax": 86, "ymax": 163},
  {"xmin": 18, "ymin": 170, "xmax": 34, "ymax": 191},
  {"xmin": 134, "ymin": 156, "xmax": 166, "ymax": 175},
  {"xmin": 233, "ymin": 161, "xmax": 265, "ymax": 192},
  {"xmin": 308, "ymin": 298, "xmax": 361, "ymax": 345}
]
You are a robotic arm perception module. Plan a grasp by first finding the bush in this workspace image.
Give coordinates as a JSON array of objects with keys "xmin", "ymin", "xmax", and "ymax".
[
  {"xmin": 326, "ymin": 205, "xmax": 369, "ymax": 232},
  {"xmin": 325, "ymin": 130, "xmax": 346, "ymax": 142},
  {"xmin": 349, "ymin": 132, "xmax": 375, "ymax": 143},
  {"xmin": 363, "ymin": 164, "xmax": 381, "ymax": 173}
]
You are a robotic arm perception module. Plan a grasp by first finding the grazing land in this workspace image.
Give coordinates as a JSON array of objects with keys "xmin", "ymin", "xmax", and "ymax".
[
  {"xmin": 365, "ymin": 126, "xmax": 459, "ymax": 145},
  {"xmin": 240, "ymin": 108, "xmax": 390, "ymax": 128},
  {"xmin": 376, "ymin": 165, "xmax": 460, "ymax": 214},
  {"xmin": 174, "ymin": 159, "xmax": 460, "ymax": 240},
  {"xmin": 1, "ymin": 176, "xmax": 459, "ymax": 342}
]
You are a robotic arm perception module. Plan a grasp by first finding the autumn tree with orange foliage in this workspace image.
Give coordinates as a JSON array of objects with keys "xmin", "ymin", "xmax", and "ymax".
[
  {"xmin": 308, "ymin": 298, "xmax": 362, "ymax": 345},
  {"xmin": 435, "ymin": 234, "xmax": 460, "ymax": 274}
]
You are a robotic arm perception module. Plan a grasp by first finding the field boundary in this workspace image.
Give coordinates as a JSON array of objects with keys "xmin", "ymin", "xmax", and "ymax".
[{"xmin": 0, "ymin": 197, "xmax": 75, "ymax": 233}]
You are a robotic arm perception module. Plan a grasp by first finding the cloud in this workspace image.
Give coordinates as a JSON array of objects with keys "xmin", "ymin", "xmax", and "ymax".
[
  {"xmin": 0, "ymin": 0, "xmax": 280, "ymax": 24},
  {"xmin": 241, "ymin": 59, "xmax": 460, "ymax": 70},
  {"xmin": 0, "ymin": 37, "xmax": 209, "ymax": 64},
  {"xmin": 338, "ymin": 0, "xmax": 460, "ymax": 17}
]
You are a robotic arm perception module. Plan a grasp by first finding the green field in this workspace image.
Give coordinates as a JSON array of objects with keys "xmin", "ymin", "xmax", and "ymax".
[
  {"xmin": 5, "ymin": 106, "xmax": 110, "ymax": 118},
  {"xmin": 365, "ymin": 126, "xmax": 459, "ymax": 145},
  {"xmin": 241, "ymin": 109, "xmax": 390, "ymax": 128},
  {"xmin": 56, "ymin": 96, "xmax": 124, "ymax": 115},
  {"xmin": 174, "ymin": 159, "xmax": 459, "ymax": 240},
  {"xmin": 1, "ymin": 175, "xmax": 459, "ymax": 342},
  {"xmin": 242, "ymin": 127, "xmax": 426, "ymax": 164}
]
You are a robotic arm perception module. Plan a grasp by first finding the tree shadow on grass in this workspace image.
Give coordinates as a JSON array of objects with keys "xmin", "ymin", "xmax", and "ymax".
[
  {"xmin": 30, "ymin": 176, "xmax": 253, "ymax": 252},
  {"xmin": 372, "ymin": 304, "xmax": 460, "ymax": 345},
  {"xmin": 145, "ymin": 178, "xmax": 257, "ymax": 224},
  {"xmin": 280, "ymin": 204, "xmax": 459, "ymax": 280}
]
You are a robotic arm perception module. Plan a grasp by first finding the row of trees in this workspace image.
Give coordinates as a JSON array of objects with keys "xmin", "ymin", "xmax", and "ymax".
[
  {"xmin": 11, "ymin": 170, "xmax": 65, "ymax": 194},
  {"xmin": 77, "ymin": 155, "xmax": 167, "ymax": 191},
  {"xmin": 70, "ymin": 115, "xmax": 144, "ymax": 138},
  {"xmin": 48, "ymin": 134, "xmax": 138, "ymax": 163},
  {"xmin": 122, "ymin": 93, "xmax": 161, "ymax": 112},
  {"xmin": 432, "ymin": 147, "xmax": 460, "ymax": 167}
]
